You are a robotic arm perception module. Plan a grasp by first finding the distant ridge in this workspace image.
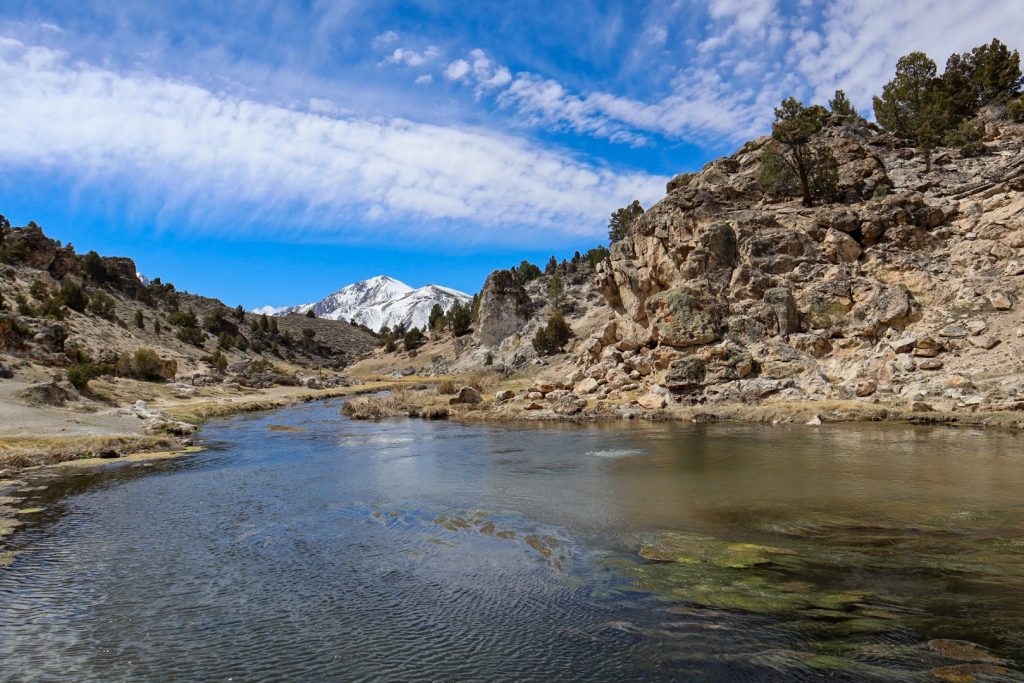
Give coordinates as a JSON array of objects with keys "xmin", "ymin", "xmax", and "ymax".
[{"xmin": 254, "ymin": 275, "xmax": 471, "ymax": 331}]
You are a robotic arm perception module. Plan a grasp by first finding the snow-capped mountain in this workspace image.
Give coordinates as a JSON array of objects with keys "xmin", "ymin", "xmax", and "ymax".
[{"xmin": 253, "ymin": 275, "xmax": 471, "ymax": 332}]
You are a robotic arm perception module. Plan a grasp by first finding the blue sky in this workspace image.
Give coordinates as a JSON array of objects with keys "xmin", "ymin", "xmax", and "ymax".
[{"xmin": 1, "ymin": 1, "xmax": 1021, "ymax": 308}]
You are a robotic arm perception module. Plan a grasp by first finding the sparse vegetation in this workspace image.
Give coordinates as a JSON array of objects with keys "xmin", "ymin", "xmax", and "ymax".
[
  {"xmin": 67, "ymin": 363, "xmax": 112, "ymax": 391},
  {"xmin": 115, "ymin": 348, "xmax": 168, "ymax": 381},
  {"xmin": 532, "ymin": 310, "xmax": 572, "ymax": 355},
  {"xmin": 608, "ymin": 200, "xmax": 644, "ymax": 244}
]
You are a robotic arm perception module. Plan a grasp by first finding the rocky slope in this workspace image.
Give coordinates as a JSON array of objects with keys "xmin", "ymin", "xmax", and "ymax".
[
  {"xmin": 569, "ymin": 109, "xmax": 1024, "ymax": 416},
  {"xmin": 0, "ymin": 220, "xmax": 379, "ymax": 416},
  {"xmin": 353, "ymin": 106, "xmax": 1024, "ymax": 424},
  {"xmin": 258, "ymin": 275, "xmax": 470, "ymax": 332}
]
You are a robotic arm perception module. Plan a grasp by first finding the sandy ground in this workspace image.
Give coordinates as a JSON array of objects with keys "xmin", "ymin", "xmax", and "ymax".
[{"xmin": 0, "ymin": 380, "xmax": 145, "ymax": 439}]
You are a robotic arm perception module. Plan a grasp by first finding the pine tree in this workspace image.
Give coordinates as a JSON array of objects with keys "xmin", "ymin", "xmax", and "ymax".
[
  {"xmin": 969, "ymin": 38, "xmax": 1023, "ymax": 104},
  {"xmin": 428, "ymin": 303, "xmax": 445, "ymax": 331},
  {"xmin": 608, "ymin": 200, "xmax": 644, "ymax": 244},
  {"xmin": 828, "ymin": 89, "xmax": 857, "ymax": 118},
  {"xmin": 770, "ymin": 98, "xmax": 827, "ymax": 206}
]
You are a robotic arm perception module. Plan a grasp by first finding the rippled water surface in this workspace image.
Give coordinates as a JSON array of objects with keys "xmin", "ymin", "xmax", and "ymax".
[{"xmin": 3, "ymin": 401, "xmax": 1024, "ymax": 681}]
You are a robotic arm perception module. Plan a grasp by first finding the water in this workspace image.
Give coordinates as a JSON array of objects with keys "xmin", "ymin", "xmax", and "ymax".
[{"xmin": 2, "ymin": 400, "xmax": 1024, "ymax": 681}]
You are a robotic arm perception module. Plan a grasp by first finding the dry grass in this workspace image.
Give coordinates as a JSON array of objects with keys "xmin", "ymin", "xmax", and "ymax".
[
  {"xmin": 410, "ymin": 405, "xmax": 450, "ymax": 420},
  {"xmin": 436, "ymin": 379, "xmax": 459, "ymax": 395},
  {"xmin": 462, "ymin": 370, "xmax": 503, "ymax": 392},
  {"xmin": 342, "ymin": 389, "xmax": 410, "ymax": 420},
  {"xmin": 0, "ymin": 434, "xmax": 177, "ymax": 470}
]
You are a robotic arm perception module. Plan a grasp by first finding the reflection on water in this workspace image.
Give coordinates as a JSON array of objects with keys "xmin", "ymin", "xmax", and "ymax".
[{"xmin": 1, "ymin": 400, "xmax": 1024, "ymax": 681}]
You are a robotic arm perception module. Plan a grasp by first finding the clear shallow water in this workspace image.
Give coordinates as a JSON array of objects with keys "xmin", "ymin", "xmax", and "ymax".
[{"xmin": 2, "ymin": 401, "xmax": 1024, "ymax": 681}]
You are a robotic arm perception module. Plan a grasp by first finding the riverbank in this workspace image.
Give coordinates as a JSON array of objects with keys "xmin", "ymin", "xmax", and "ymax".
[
  {"xmin": 0, "ymin": 376, "xmax": 406, "ymax": 474},
  {"xmin": 344, "ymin": 366, "xmax": 1024, "ymax": 431}
]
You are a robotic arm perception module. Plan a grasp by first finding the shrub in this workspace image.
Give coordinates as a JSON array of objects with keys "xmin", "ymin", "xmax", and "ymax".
[
  {"xmin": 15, "ymin": 293, "xmax": 33, "ymax": 316},
  {"xmin": 1009, "ymin": 96, "xmax": 1024, "ymax": 123},
  {"xmin": 134, "ymin": 309, "xmax": 145, "ymax": 328},
  {"xmin": 403, "ymin": 327, "xmax": 424, "ymax": 352},
  {"xmin": 81, "ymin": 251, "xmax": 109, "ymax": 282},
  {"xmin": 484, "ymin": 351, "xmax": 493, "ymax": 366},
  {"xmin": 168, "ymin": 309, "xmax": 199, "ymax": 328},
  {"xmin": 436, "ymin": 379, "xmax": 458, "ymax": 395},
  {"xmin": 233, "ymin": 304, "xmax": 245, "ymax": 321},
  {"xmin": 809, "ymin": 147, "xmax": 840, "ymax": 203},
  {"xmin": 204, "ymin": 349, "xmax": 228, "ymax": 372},
  {"xmin": 39, "ymin": 296, "xmax": 65, "ymax": 320},
  {"xmin": 0, "ymin": 294, "xmax": 6, "ymax": 311},
  {"xmin": 202, "ymin": 307, "xmax": 231, "ymax": 334},
  {"xmin": 305, "ymin": 309, "xmax": 316, "ymax": 318},
  {"xmin": 585, "ymin": 246, "xmax": 609, "ymax": 268},
  {"xmin": 384, "ymin": 338, "xmax": 397, "ymax": 353},
  {"xmin": 177, "ymin": 326, "xmax": 205, "ymax": 346},
  {"xmin": 945, "ymin": 119, "xmax": 987, "ymax": 156},
  {"xmin": 29, "ymin": 278, "xmax": 50, "ymax": 301},
  {"xmin": 60, "ymin": 281, "xmax": 88, "ymax": 312},
  {"xmin": 153, "ymin": 318, "xmax": 162, "ymax": 334},
  {"xmin": 218, "ymin": 331, "xmax": 235, "ymax": 350},
  {"xmin": 532, "ymin": 311, "xmax": 572, "ymax": 355},
  {"xmin": 67, "ymin": 363, "xmax": 111, "ymax": 390},
  {"xmin": 116, "ymin": 348, "xmax": 166, "ymax": 381},
  {"xmin": 87, "ymin": 290, "xmax": 116, "ymax": 319},
  {"xmin": 757, "ymin": 147, "xmax": 798, "ymax": 199}
]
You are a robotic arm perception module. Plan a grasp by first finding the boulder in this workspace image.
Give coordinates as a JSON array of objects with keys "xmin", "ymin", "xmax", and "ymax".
[
  {"xmin": 449, "ymin": 386, "xmax": 482, "ymax": 405},
  {"xmin": 645, "ymin": 283, "xmax": 723, "ymax": 347},
  {"xmin": 637, "ymin": 392, "xmax": 667, "ymax": 410},
  {"xmin": 551, "ymin": 395, "xmax": 586, "ymax": 416},
  {"xmin": 574, "ymin": 377, "xmax": 600, "ymax": 394},
  {"xmin": 494, "ymin": 389, "xmax": 515, "ymax": 401},
  {"xmin": 663, "ymin": 356, "xmax": 706, "ymax": 393},
  {"xmin": 889, "ymin": 335, "xmax": 918, "ymax": 353},
  {"xmin": 822, "ymin": 228, "xmax": 862, "ymax": 263}
]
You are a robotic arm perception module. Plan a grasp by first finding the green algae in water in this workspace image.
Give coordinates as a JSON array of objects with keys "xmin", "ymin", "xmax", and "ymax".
[{"xmin": 638, "ymin": 532, "xmax": 796, "ymax": 568}]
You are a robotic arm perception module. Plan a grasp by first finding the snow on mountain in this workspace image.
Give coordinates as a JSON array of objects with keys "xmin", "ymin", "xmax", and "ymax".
[{"xmin": 253, "ymin": 275, "xmax": 471, "ymax": 332}]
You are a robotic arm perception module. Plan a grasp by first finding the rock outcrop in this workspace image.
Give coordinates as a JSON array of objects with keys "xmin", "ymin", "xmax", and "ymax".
[
  {"xmin": 573, "ymin": 112, "xmax": 1024, "ymax": 414},
  {"xmin": 476, "ymin": 270, "xmax": 530, "ymax": 348}
]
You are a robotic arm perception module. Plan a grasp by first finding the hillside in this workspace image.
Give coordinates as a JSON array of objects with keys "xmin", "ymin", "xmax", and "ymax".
[
  {"xmin": 0, "ymin": 220, "xmax": 379, "ymax": 426},
  {"xmin": 349, "ymin": 104, "xmax": 1024, "ymax": 424}
]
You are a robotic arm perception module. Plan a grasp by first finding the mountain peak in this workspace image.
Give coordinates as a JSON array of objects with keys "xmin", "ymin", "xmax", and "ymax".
[{"xmin": 256, "ymin": 275, "xmax": 470, "ymax": 331}]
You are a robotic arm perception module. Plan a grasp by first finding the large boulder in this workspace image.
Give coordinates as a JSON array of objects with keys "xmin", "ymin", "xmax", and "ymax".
[
  {"xmin": 663, "ymin": 356, "xmax": 706, "ymax": 393},
  {"xmin": 476, "ymin": 270, "xmax": 530, "ymax": 347},
  {"xmin": 645, "ymin": 283, "xmax": 724, "ymax": 347}
]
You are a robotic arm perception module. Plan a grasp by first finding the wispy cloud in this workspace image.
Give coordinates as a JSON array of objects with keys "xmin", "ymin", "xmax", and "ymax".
[
  {"xmin": 0, "ymin": 38, "xmax": 665, "ymax": 242},
  {"xmin": 389, "ymin": 0, "xmax": 1022, "ymax": 148}
]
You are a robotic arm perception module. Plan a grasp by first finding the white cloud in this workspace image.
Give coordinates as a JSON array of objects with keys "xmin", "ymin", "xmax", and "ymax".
[
  {"xmin": 0, "ymin": 38, "xmax": 665, "ymax": 241},
  {"xmin": 444, "ymin": 58, "xmax": 471, "ymax": 81},
  {"xmin": 796, "ymin": 0, "xmax": 1024, "ymax": 110},
  {"xmin": 414, "ymin": 74, "xmax": 433, "ymax": 85},
  {"xmin": 372, "ymin": 30, "xmax": 399, "ymax": 48},
  {"xmin": 383, "ymin": 46, "xmax": 441, "ymax": 68}
]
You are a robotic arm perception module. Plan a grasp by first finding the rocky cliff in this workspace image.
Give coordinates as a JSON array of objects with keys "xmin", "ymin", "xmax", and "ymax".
[{"xmin": 570, "ymin": 110, "xmax": 1024, "ymax": 414}]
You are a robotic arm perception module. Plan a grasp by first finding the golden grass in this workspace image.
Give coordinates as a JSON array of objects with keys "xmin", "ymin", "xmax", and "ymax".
[
  {"xmin": 436, "ymin": 379, "xmax": 459, "ymax": 395},
  {"xmin": 342, "ymin": 393, "xmax": 406, "ymax": 419},
  {"xmin": 0, "ymin": 435, "xmax": 177, "ymax": 470}
]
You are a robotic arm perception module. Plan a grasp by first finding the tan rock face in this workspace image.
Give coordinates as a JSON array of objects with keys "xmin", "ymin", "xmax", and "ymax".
[
  {"xmin": 476, "ymin": 270, "xmax": 530, "ymax": 348},
  {"xmin": 567, "ymin": 115, "xmax": 1024, "ymax": 413}
]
